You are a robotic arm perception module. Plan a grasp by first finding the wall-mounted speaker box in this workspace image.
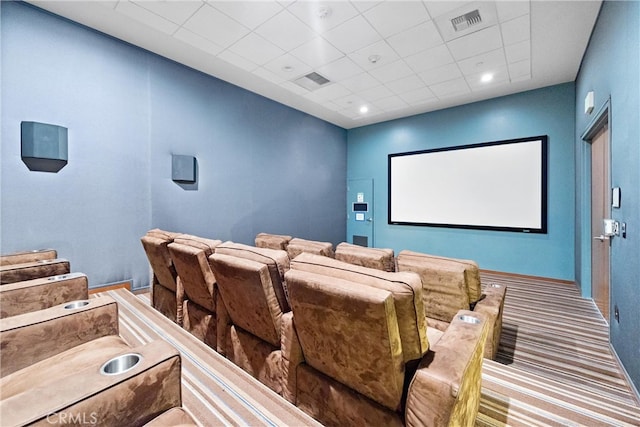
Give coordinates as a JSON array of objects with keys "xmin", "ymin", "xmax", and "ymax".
[
  {"xmin": 172, "ymin": 154, "xmax": 196, "ymax": 183},
  {"xmin": 21, "ymin": 121, "xmax": 68, "ymax": 172}
]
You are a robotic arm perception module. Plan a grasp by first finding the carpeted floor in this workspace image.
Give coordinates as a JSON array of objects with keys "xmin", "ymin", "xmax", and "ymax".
[{"xmin": 100, "ymin": 270, "xmax": 640, "ymax": 426}]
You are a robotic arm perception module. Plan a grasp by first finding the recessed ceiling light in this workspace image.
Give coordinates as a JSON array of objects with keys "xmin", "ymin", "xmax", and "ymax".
[
  {"xmin": 282, "ymin": 66, "xmax": 294, "ymax": 72},
  {"xmin": 318, "ymin": 6, "xmax": 332, "ymax": 19},
  {"xmin": 359, "ymin": 105, "xmax": 369, "ymax": 114},
  {"xmin": 481, "ymin": 73, "xmax": 494, "ymax": 83},
  {"xmin": 368, "ymin": 54, "xmax": 381, "ymax": 64}
]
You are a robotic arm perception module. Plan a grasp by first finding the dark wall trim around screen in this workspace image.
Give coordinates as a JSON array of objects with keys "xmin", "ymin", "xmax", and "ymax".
[{"xmin": 388, "ymin": 136, "xmax": 548, "ymax": 233}]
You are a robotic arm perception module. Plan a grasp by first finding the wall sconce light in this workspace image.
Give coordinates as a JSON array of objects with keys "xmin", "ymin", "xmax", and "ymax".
[
  {"xmin": 21, "ymin": 121, "xmax": 68, "ymax": 172},
  {"xmin": 172, "ymin": 154, "xmax": 196, "ymax": 183}
]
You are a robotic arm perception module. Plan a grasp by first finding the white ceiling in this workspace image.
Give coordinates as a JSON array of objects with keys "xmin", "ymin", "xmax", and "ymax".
[{"xmin": 27, "ymin": 0, "xmax": 601, "ymax": 129}]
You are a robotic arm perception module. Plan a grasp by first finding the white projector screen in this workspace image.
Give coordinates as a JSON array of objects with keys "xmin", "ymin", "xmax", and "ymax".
[{"xmin": 388, "ymin": 136, "xmax": 547, "ymax": 233}]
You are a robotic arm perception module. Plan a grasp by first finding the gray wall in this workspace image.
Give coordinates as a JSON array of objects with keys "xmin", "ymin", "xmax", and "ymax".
[
  {"xmin": 574, "ymin": 0, "xmax": 640, "ymax": 392},
  {"xmin": 1, "ymin": 2, "xmax": 347, "ymax": 289}
]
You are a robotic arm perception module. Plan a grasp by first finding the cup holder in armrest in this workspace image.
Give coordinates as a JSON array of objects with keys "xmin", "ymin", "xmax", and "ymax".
[
  {"xmin": 458, "ymin": 314, "xmax": 481, "ymax": 324},
  {"xmin": 64, "ymin": 300, "xmax": 90, "ymax": 310},
  {"xmin": 48, "ymin": 275, "xmax": 69, "ymax": 281},
  {"xmin": 100, "ymin": 353, "xmax": 142, "ymax": 376},
  {"xmin": 489, "ymin": 283, "xmax": 502, "ymax": 288}
]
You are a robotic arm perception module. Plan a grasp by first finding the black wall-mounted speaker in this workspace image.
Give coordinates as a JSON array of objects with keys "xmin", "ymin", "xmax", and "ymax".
[{"xmin": 21, "ymin": 121, "xmax": 68, "ymax": 172}]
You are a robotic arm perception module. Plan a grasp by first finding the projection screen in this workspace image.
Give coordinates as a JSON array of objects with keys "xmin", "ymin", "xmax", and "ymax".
[{"xmin": 388, "ymin": 136, "xmax": 547, "ymax": 233}]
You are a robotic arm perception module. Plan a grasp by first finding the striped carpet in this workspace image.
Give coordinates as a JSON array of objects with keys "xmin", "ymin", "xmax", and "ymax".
[
  {"xmin": 99, "ymin": 271, "xmax": 640, "ymax": 427},
  {"xmin": 477, "ymin": 271, "xmax": 640, "ymax": 427}
]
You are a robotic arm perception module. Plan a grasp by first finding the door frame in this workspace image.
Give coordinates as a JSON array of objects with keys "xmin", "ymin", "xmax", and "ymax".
[{"xmin": 580, "ymin": 98, "xmax": 611, "ymax": 316}]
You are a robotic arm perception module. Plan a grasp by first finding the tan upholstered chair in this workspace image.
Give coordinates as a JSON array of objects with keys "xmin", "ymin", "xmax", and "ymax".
[
  {"xmin": 396, "ymin": 250, "xmax": 506, "ymax": 360},
  {"xmin": 0, "ymin": 248, "xmax": 57, "ymax": 266},
  {"xmin": 0, "ymin": 258, "xmax": 70, "ymax": 284},
  {"xmin": 145, "ymin": 407, "xmax": 198, "ymax": 426},
  {"xmin": 286, "ymin": 237, "xmax": 335, "ymax": 260},
  {"xmin": 335, "ymin": 242, "xmax": 396, "ymax": 272},
  {"xmin": 285, "ymin": 255, "xmax": 488, "ymax": 427},
  {"xmin": 255, "ymin": 232, "xmax": 292, "ymax": 251},
  {"xmin": 208, "ymin": 244, "xmax": 294, "ymax": 397},
  {"xmin": 141, "ymin": 229, "xmax": 181, "ymax": 323},
  {"xmin": 167, "ymin": 234, "xmax": 221, "ymax": 348},
  {"xmin": 0, "ymin": 272, "xmax": 89, "ymax": 318}
]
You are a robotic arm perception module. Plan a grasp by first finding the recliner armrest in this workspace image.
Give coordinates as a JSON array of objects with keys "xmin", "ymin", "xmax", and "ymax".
[
  {"xmin": 405, "ymin": 310, "xmax": 488, "ymax": 427},
  {"xmin": 0, "ymin": 249, "xmax": 57, "ymax": 266},
  {"xmin": 0, "ymin": 258, "xmax": 70, "ymax": 284},
  {"xmin": 473, "ymin": 284, "xmax": 506, "ymax": 360},
  {"xmin": 281, "ymin": 311, "xmax": 304, "ymax": 404},
  {"xmin": 0, "ymin": 295, "xmax": 119, "ymax": 377}
]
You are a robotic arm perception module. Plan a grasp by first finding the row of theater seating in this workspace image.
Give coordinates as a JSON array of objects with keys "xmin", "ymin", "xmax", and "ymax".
[
  {"xmin": 141, "ymin": 230, "xmax": 507, "ymax": 426},
  {"xmin": 0, "ymin": 249, "xmax": 197, "ymax": 426}
]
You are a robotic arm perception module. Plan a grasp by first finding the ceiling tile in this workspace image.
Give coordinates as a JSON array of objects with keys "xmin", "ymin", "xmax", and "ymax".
[
  {"xmin": 501, "ymin": 15, "xmax": 530, "ymax": 46},
  {"xmin": 357, "ymin": 85, "xmax": 394, "ymax": 102},
  {"xmin": 349, "ymin": 40, "xmax": 399, "ymax": 71},
  {"xmin": 505, "ymin": 40, "xmax": 530, "ymax": 64},
  {"xmin": 363, "ymin": 1, "xmax": 429, "ymax": 38},
  {"xmin": 322, "ymin": 15, "xmax": 381, "ymax": 53},
  {"xmin": 418, "ymin": 63, "xmax": 462, "ymax": 85},
  {"xmin": 369, "ymin": 59, "xmax": 414, "ymax": 83},
  {"xmin": 404, "ymin": 44, "xmax": 454, "ymax": 73},
  {"xmin": 340, "ymin": 72, "xmax": 381, "ymax": 92},
  {"xmin": 385, "ymin": 74, "xmax": 425, "ymax": 94},
  {"xmin": 423, "ymin": 1, "xmax": 467, "ymax": 19},
  {"xmin": 173, "ymin": 28, "xmax": 224, "ymax": 55},
  {"xmin": 333, "ymin": 93, "xmax": 368, "ymax": 110},
  {"xmin": 290, "ymin": 37, "xmax": 344, "ymax": 69},
  {"xmin": 209, "ymin": 1, "xmax": 283, "ymax": 29},
  {"xmin": 399, "ymin": 87, "xmax": 436, "ymax": 104},
  {"xmin": 429, "ymin": 78, "xmax": 470, "ymax": 98},
  {"xmin": 303, "ymin": 83, "xmax": 352, "ymax": 102},
  {"xmin": 253, "ymin": 66, "xmax": 286, "ymax": 84},
  {"xmin": 509, "ymin": 59, "xmax": 531, "ymax": 79},
  {"xmin": 496, "ymin": 1, "xmax": 530, "ymax": 22},
  {"xmin": 288, "ymin": 1, "xmax": 359, "ymax": 33},
  {"xmin": 216, "ymin": 49, "xmax": 258, "ymax": 72},
  {"xmin": 263, "ymin": 53, "xmax": 312, "ymax": 80},
  {"xmin": 466, "ymin": 66, "xmax": 510, "ymax": 91},
  {"xmin": 228, "ymin": 33, "xmax": 284, "ymax": 65},
  {"xmin": 317, "ymin": 56, "xmax": 363, "ymax": 82},
  {"xmin": 280, "ymin": 80, "xmax": 310, "ymax": 95},
  {"xmin": 446, "ymin": 25, "xmax": 503, "ymax": 61},
  {"xmin": 255, "ymin": 10, "xmax": 317, "ymax": 52},
  {"xmin": 373, "ymin": 95, "xmax": 408, "ymax": 111},
  {"xmin": 183, "ymin": 5, "xmax": 250, "ymax": 47},
  {"xmin": 386, "ymin": 21, "xmax": 443, "ymax": 57},
  {"xmin": 133, "ymin": 0, "xmax": 203, "ymax": 25},
  {"xmin": 457, "ymin": 48, "xmax": 507, "ymax": 76},
  {"xmin": 116, "ymin": 1, "xmax": 178, "ymax": 34}
]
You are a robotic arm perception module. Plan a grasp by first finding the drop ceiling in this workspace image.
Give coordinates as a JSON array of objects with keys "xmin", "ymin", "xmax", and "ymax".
[{"xmin": 27, "ymin": 1, "xmax": 601, "ymax": 129}]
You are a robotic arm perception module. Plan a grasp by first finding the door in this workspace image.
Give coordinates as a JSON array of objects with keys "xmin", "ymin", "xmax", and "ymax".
[
  {"xmin": 347, "ymin": 179, "xmax": 373, "ymax": 247},
  {"xmin": 591, "ymin": 124, "xmax": 610, "ymax": 321}
]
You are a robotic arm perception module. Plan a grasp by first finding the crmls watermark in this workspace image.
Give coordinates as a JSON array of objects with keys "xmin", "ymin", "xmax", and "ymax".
[{"xmin": 46, "ymin": 412, "xmax": 98, "ymax": 425}]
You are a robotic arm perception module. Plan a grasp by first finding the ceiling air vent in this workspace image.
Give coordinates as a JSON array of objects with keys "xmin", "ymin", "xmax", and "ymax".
[
  {"xmin": 451, "ymin": 9, "xmax": 482, "ymax": 32},
  {"xmin": 293, "ymin": 72, "xmax": 331, "ymax": 91}
]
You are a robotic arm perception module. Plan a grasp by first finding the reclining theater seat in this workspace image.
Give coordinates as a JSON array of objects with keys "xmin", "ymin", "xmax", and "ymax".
[
  {"xmin": 335, "ymin": 242, "xmax": 396, "ymax": 272},
  {"xmin": 0, "ymin": 248, "xmax": 57, "ymax": 266},
  {"xmin": 0, "ymin": 258, "xmax": 70, "ymax": 285},
  {"xmin": 286, "ymin": 238, "xmax": 335, "ymax": 260},
  {"xmin": 285, "ymin": 258, "xmax": 489, "ymax": 427},
  {"xmin": 0, "ymin": 272, "xmax": 89, "ymax": 319},
  {"xmin": 208, "ymin": 243, "xmax": 292, "ymax": 396},
  {"xmin": 167, "ymin": 234, "xmax": 222, "ymax": 348},
  {"xmin": 255, "ymin": 232, "xmax": 292, "ymax": 251},
  {"xmin": 140, "ymin": 229, "xmax": 181, "ymax": 323},
  {"xmin": 396, "ymin": 250, "xmax": 506, "ymax": 360}
]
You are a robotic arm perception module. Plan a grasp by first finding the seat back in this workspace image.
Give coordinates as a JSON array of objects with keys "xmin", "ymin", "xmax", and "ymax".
[
  {"xmin": 290, "ymin": 253, "xmax": 428, "ymax": 362},
  {"xmin": 286, "ymin": 238, "xmax": 334, "ymax": 260},
  {"xmin": 167, "ymin": 235, "xmax": 221, "ymax": 312},
  {"xmin": 255, "ymin": 233, "xmax": 292, "ymax": 251},
  {"xmin": 209, "ymin": 254, "xmax": 283, "ymax": 347},
  {"xmin": 286, "ymin": 269, "xmax": 406, "ymax": 411},
  {"xmin": 140, "ymin": 234, "xmax": 177, "ymax": 292},
  {"xmin": 0, "ymin": 249, "xmax": 57, "ymax": 266},
  {"xmin": 215, "ymin": 242, "xmax": 290, "ymax": 312},
  {"xmin": 335, "ymin": 242, "xmax": 396, "ymax": 272}
]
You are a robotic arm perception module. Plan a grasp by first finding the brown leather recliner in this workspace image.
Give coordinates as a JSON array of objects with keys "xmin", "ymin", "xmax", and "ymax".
[
  {"xmin": 396, "ymin": 250, "xmax": 506, "ymax": 360},
  {"xmin": 285, "ymin": 254, "xmax": 489, "ymax": 427},
  {"xmin": 208, "ymin": 243, "xmax": 294, "ymax": 397},
  {"xmin": 334, "ymin": 241, "xmax": 396, "ymax": 272},
  {"xmin": 286, "ymin": 237, "xmax": 335, "ymax": 260},
  {"xmin": 0, "ymin": 272, "xmax": 89, "ymax": 318},
  {"xmin": 167, "ymin": 234, "xmax": 221, "ymax": 348},
  {"xmin": 140, "ymin": 229, "xmax": 181, "ymax": 323},
  {"xmin": 255, "ymin": 232, "xmax": 292, "ymax": 251}
]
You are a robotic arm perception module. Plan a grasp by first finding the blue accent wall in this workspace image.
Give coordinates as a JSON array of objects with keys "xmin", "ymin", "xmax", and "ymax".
[
  {"xmin": 1, "ymin": 2, "xmax": 346, "ymax": 289},
  {"xmin": 575, "ymin": 0, "xmax": 640, "ymax": 392},
  {"xmin": 348, "ymin": 83, "xmax": 576, "ymax": 280}
]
